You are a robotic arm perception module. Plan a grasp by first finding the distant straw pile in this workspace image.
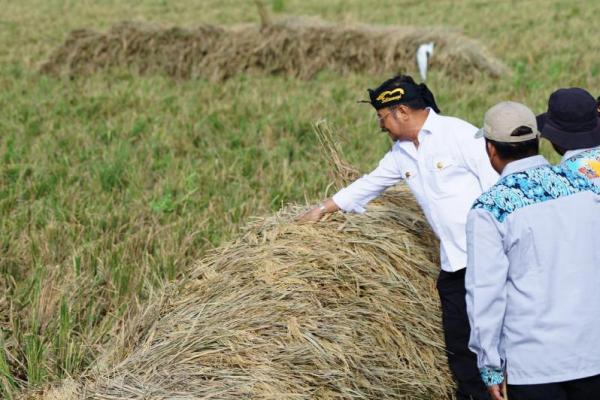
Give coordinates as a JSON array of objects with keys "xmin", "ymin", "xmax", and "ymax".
[
  {"xmin": 41, "ymin": 16, "xmax": 509, "ymax": 80},
  {"xmin": 42, "ymin": 123, "xmax": 453, "ymax": 399}
]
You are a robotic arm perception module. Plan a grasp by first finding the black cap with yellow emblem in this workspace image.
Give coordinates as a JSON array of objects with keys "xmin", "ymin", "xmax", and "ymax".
[{"xmin": 365, "ymin": 75, "xmax": 441, "ymax": 113}]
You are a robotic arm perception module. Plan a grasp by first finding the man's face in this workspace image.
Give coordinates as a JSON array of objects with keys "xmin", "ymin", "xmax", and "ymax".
[{"xmin": 376, "ymin": 106, "xmax": 411, "ymax": 142}]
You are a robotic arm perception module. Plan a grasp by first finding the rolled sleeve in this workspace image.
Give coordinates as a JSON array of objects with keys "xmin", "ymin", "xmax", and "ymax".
[
  {"xmin": 465, "ymin": 208, "xmax": 508, "ymax": 373},
  {"xmin": 332, "ymin": 150, "xmax": 404, "ymax": 213}
]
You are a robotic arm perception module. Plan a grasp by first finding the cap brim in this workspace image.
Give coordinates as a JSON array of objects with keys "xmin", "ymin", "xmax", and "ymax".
[{"xmin": 475, "ymin": 126, "xmax": 539, "ymax": 142}]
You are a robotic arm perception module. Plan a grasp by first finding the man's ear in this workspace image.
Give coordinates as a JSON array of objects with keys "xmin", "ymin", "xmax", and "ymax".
[
  {"xmin": 395, "ymin": 105, "xmax": 411, "ymax": 120},
  {"xmin": 485, "ymin": 141, "xmax": 495, "ymax": 159}
]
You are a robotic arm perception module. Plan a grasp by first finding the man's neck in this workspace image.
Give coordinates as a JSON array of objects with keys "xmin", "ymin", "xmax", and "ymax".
[
  {"xmin": 413, "ymin": 108, "xmax": 430, "ymax": 130},
  {"xmin": 499, "ymin": 154, "xmax": 546, "ymax": 177},
  {"xmin": 410, "ymin": 109, "xmax": 430, "ymax": 148}
]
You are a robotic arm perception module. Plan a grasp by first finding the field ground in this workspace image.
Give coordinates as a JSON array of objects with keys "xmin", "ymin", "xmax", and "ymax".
[{"xmin": 1, "ymin": 0, "xmax": 599, "ymax": 396}]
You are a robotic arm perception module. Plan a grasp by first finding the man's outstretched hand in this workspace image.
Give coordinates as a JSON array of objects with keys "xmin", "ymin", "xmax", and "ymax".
[
  {"xmin": 297, "ymin": 206, "xmax": 325, "ymax": 223},
  {"xmin": 296, "ymin": 199, "xmax": 340, "ymax": 223}
]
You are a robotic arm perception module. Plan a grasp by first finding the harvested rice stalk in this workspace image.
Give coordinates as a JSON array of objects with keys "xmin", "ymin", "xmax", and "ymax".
[
  {"xmin": 40, "ymin": 124, "xmax": 454, "ymax": 399},
  {"xmin": 41, "ymin": 18, "xmax": 509, "ymax": 81}
]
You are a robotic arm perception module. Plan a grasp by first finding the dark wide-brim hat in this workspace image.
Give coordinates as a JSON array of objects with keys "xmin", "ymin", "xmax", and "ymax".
[{"xmin": 537, "ymin": 87, "xmax": 600, "ymax": 150}]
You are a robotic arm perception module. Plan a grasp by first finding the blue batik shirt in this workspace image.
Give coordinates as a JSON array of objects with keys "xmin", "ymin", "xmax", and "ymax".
[
  {"xmin": 561, "ymin": 146, "xmax": 600, "ymax": 187},
  {"xmin": 465, "ymin": 155, "xmax": 600, "ymax": 386}
]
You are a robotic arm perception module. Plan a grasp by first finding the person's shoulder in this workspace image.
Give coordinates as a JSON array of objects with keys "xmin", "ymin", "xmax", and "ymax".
[
  {"xmin": 561, "ymin": 148, "xmax": 600, "ymax": 182},
  {"xmin": 431, "ymin": 113, "xmax": 478, "ymax": 142},
  {"xmin": 470, "ymin": 170, "xmax": 535, "ymax": 223},
  {"xmin": 435, "ymin": 113, "xmax": 478, "ymax": 131},
  {"xmin": 472, "ymin": 164, "xmax": 599, "ymax": 222},
  {"xmin": 430, "ymin": 114, "xmax": 483, "ymax": 161},
  {"xmin": 564, "ymin": 147, "xmax": 600, "ymax": 163}
]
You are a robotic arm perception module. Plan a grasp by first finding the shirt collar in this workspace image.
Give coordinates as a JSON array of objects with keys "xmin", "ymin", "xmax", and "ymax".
[
  {"xmin": 395, "ymin": 108, "xmax": 437, "ymax": 156},
  {"xmin": 561, "ymin": 146, "xmax": 598, "ymax": 162},
  {"xmin": 419, "ymin": 108, "xmax": 438, "ymax": 135},
  {"xmin": 501, "ymin": 155, "xmax": 549, "ymax": 178}
]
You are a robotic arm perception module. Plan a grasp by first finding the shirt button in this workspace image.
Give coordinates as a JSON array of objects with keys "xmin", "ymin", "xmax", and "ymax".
[
  {"xmin": 405, "ymin": 171, "xmax": 411, "ymax": 178},
  {"xmin": 436, "ymin": 161, "xmax": 444, "ymax": 169}
]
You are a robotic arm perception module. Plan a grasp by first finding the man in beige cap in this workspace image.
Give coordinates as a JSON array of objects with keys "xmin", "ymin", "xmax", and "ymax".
[{"xmin": 465, "ymin": 102, "xmax": 600, "ymax": 400}]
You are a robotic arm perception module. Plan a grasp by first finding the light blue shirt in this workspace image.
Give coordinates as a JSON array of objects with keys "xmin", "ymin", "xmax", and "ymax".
[{"xmin": 465, "ymin": 155, "xmax": 600, "ymax": 385}]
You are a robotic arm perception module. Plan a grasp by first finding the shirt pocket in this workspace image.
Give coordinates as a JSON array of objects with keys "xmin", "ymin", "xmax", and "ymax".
[
  {"xmin": 395, "ymin": 157, "xmax": 418, "ymax": 185},
  {"xmin": 426, "ymin": 155, "xmax": 462, "ymax": 198}
]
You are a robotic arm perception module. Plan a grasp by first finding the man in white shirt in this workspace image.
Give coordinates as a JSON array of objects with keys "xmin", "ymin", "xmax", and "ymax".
[
  {"xmin": 536, "ymin": 87, "xmax": 600, "ymax": 186},
  {"xmin": 299, "ymin": 75, "xmax": 498, "ymax": 399}
]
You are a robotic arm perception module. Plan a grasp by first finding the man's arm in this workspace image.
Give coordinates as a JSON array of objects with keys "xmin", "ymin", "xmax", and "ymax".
[
  {"xmin": 298, "ymin": 150, "xmax": 404, "ymax": 223},
  {"xmin": 465, "ymin": 208, "xmax": 509, "ymax": 394}
]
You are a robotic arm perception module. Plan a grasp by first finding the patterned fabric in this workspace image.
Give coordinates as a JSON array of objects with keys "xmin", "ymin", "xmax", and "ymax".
[
  {"xmin": 472, "ymin": 164, "xmax": 600, "ymax": 222},
  {"xmin": 563, "ymin": 148, "xmax": 600, "ymax": 182},
  {"xmin": 480, "ymin": 367, "xmax": 504, "ymax": 387}
]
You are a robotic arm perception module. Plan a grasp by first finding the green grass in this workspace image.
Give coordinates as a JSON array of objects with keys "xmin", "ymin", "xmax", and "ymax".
[{"xmin": 0, "ymin": 0, "xmax": 599, "ymax": 395}]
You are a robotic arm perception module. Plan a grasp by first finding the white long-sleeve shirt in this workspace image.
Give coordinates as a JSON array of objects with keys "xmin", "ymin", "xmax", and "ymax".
[
  {"xmin": 332, "ymin": 109, "xmax": 499, "ymax": 272},
  {"xmin": 466, "ymin": 155, "xmax": 600, "ymax": 385}
]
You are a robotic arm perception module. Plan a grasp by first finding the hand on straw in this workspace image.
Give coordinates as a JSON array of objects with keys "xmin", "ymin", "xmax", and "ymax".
[{"xmin": 297, "ymin": 198, "xmax": 339, "ymax": 223}]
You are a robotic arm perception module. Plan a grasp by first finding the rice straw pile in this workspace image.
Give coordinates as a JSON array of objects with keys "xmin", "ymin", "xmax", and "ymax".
[
  {"xmin": 41, "ymin": 123, "xmax": 453, "ymax": 399},
  {"xmin": 41, "ymin": 15, "xmax": 509, "ymax": 81}
]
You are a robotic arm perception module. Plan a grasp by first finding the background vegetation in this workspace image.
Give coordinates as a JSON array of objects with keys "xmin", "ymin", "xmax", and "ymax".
[{"xmin": 1, "ymin": 0, "xmax": 599, "ymax": 396}]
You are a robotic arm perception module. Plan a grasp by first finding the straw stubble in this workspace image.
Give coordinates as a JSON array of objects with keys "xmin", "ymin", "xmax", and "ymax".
[{"xmin": 45, "ymin": 124, "xmax": 454, "ymax": 399}]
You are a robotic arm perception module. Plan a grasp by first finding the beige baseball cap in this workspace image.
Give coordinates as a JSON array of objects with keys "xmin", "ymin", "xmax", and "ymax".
[{"xmin": 475, "ymin": 101, "xmax": 540, "ymax": 142}]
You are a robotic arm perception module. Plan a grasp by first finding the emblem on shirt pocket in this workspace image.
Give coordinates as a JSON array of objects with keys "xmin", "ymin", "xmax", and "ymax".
[
  {"xmin": 431, "ymin": 157, "xmax": 454, "ymax": 170},
  {"xmin": 429, "ymin": 157, "xmax": 456, "ymax": 173},
  {"xmin": 428, "ymin": 156, "xmax": 458, "ymax": 196}
]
